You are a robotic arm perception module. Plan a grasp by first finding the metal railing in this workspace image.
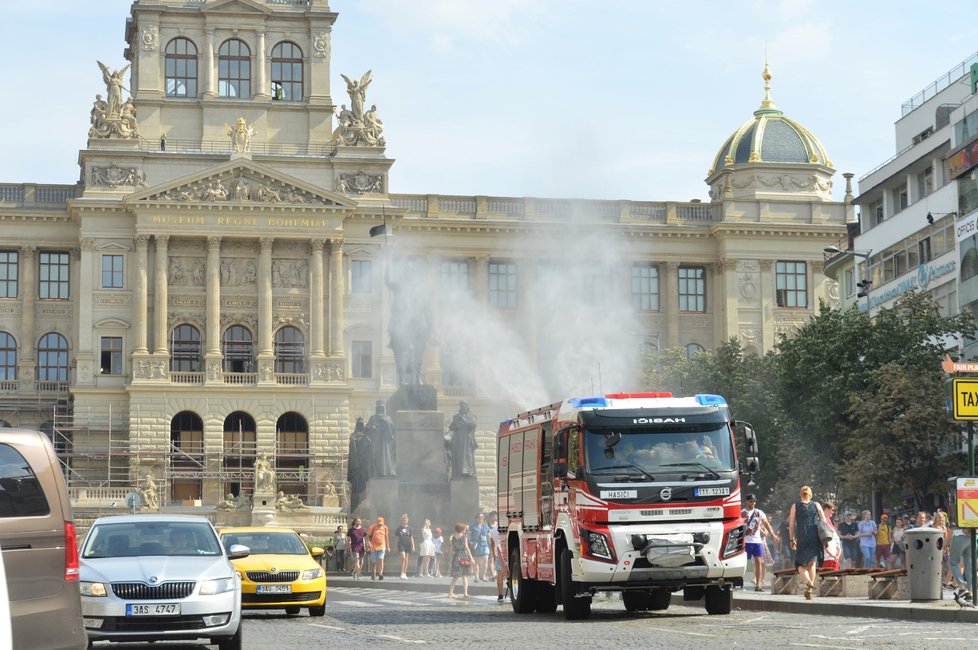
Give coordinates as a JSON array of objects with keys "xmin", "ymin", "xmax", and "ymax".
[
  {"xmin": 901, "ymin": 51, "xmax": 978, "ymax": 117},
  {"xmin": 141, "ymin": 138, "xmax": 335, "ymax": 157}
]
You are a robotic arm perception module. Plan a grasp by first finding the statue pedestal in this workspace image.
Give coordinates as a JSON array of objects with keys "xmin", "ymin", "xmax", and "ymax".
[
  {"xmin": 358, "ymin": 478, "xmax": 400, "ymax": 522},
  {"xmin": 393, "ymin": 411, "xmax": 445, "ymax": 480},
  {"xmin": 449, "ymin": 477, "xmax": 480, "ymax": 528},
  {"xmin": 252, "ymin": 490, "xmax": 276, "ymax": 509}
]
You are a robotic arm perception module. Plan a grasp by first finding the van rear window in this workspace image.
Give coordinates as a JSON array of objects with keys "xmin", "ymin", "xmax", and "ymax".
[{"xmin": 0, "ymin": 444, "xmax": 51, "ymax": 517}]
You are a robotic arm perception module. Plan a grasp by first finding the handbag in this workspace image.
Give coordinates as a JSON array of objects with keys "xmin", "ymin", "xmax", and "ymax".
[
  {"xmin": 459, "ymin": 557, "xmax": 472, "ymax": 567},
  {"xmin": 817, "ymin": 517, "xmax": 834, "ymax": 543}
]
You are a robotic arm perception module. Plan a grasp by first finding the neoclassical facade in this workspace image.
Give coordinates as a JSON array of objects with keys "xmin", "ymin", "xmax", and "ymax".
[{"xmin": 0, "ymin": 0, "xmax": 849, "ymax": 510}]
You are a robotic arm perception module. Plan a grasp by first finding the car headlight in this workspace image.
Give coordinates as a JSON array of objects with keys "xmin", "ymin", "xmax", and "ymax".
[
  {"xmin": 301, "ymin": 568, "xmax": 323, "ymax": 581},
  {"xmin": 80, "ymin": 581, "xmax": 108, "ymax": 597},
  {"xmin": 199, "ymin": 577, "xmax": 236, "ymax": 595}
]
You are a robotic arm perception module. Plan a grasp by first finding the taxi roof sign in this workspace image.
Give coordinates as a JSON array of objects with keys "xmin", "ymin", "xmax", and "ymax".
[{"xmin": 952, "ymin": 378, "xmax": 978, "ymax": 420}]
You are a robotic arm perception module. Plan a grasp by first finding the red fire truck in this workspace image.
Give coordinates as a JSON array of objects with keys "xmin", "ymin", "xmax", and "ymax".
[{"xmin": 497, "ymin": 392, "xmax": 758, "ymax": 619}]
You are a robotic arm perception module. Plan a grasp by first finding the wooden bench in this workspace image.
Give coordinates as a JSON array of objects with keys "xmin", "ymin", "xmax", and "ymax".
[
  {"xmin": 818, "ymin": 567, "xmax": 877, "ymax": 597},
  {"xmin": 772, "ymin": 568, "xmax": 798, "ymax": 595},
  {"xmin": 868, "ymin": 568, "xmax": 908, "ymax": 600}
]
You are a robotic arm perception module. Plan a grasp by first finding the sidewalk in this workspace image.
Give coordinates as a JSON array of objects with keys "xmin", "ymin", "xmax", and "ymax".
[{"xmin": 325, "ymin": 571, "xmax": 978, "ymax": 623}]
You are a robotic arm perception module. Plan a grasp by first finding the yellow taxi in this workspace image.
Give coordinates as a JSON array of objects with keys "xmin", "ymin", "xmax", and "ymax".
[{"xmin": 217, "ymin": 526, "xmax": 327, "ymax": 616}]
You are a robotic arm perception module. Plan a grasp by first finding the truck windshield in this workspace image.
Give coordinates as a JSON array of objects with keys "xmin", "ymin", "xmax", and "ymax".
[{"xmin": 584, "ymin": 425, "xmax": 734, "ymax": 477}]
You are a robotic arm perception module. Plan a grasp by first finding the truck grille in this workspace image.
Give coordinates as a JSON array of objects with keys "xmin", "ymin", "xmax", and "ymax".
[
  {"xmin": 247, "ymin": 570, "xmax": 299, "ymax": 583},
  {"xmin": 111, "ymin": 581, "xmax": 196, "ymax": 600}
]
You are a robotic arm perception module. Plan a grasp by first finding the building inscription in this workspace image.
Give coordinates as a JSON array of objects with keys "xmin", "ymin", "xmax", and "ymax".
[{"xmin": 151, "ymin": 215, "xmax": 330, "ymax": 230}]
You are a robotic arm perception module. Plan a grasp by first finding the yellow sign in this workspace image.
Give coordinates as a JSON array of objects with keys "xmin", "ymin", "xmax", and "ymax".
[
  {"xmin": 956, "ymin": 477, "xmax": 978, "ymax": 528},
  {"xmin": 952, "ymin": 378, "xmax": 978, "ymax": 420}
]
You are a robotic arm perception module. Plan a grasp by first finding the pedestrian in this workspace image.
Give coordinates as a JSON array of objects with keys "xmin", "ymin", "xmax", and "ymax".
[
  {"xmin": 487, "ymin": 512, "xmax": 506, "ymax": 601},
  {"xmin": 448, "ymin": 522, "xmax": 475, "ymax": 599},
  {"xmin": 367, "ymin": 516, "xmax": 390, "ymax": 580},
  {"xmin": 160, "ymin": 132, "xmax": 166, "ymax": 151},
  {"xmin": 347, "ymin": 518, "xmax": 367, "ymax": 580},
  {"xmin": 889, "ymin": 516, "xmax": 907, "ymax": 570},
  {"xmin": 418, "ymin": 519, "xmax": 436, "ymax": 578},
  {"xmin": 837, "ymin": 511, "xmax": 860, "ymax": 569},
  {"xmin": 856, "ymin": 510, "xmax": 877, "ymax": 569},
  {"xmin": 742, "ymin": 493, "xmax": 779, "ymax": 591},
  {"xmin": 820, "ymin": 501, "xmax": 842, "ymax": 571},
  {"xmin": 332, "ymin": 525, "xmax": 347, "ymax": 573},
  {"xmin": 933, "ymin": 510, "xmax": 952, "ymax": 588},
  {"xmin": 469, "ymin": 512, "xmax": 491, "ymax": 581},
  {"xmin": 787, "ymin": 485, "xmax": 826, "ymax": 601},
  {"xmin": 874, "ymin": 514, "xmax": 892, "ymax": 569},
  {"xmin": 432, "ymin": 527, "xmax": 444, "ymax": 577},
  {"xmin": 394, "ymin": 513, "xmax": 415, "ymax": 580},
  {"xmin": 948, "ymin": 521, "xmax": 973, "ymax": 592}
]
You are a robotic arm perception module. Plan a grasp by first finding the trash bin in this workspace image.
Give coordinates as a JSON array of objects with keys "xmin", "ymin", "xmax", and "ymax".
[{"xmin": 904, "ymin": 526, "xmax": 944, "ymax": 601}]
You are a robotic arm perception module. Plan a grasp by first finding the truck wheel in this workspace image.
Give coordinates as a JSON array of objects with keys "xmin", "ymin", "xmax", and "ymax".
[
  {"xmin": 510, "ymin": 547, "xmax": 536, "ymax": 614},
  {"xmin": 622, "ymin": 590, "xmax": 650, "ymax": 612},
  {"xmin": 535, "ymin": 582, "xmax": 558, "ymax": 613},
  {"xmin": 648, "ymin": 589, "xmax": 671, "ymax": 611},
  {"xmin": 703, "ymin": 585, "xmax": 732, "ymax": 615},
  {"xmin": 559, "ymin": 548, "xmax": 591, "ymax": 620}
]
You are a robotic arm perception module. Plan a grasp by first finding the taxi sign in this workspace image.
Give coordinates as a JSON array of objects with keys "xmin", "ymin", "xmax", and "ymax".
[{"xmin": 952, "ymin": 378, "xmax": 978, "ymax": 420}]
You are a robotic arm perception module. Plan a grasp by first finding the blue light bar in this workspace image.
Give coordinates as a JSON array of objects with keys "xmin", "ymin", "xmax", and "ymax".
[
  {"xmin": 695, "ymin": 394, "xmax": 727, "ymax": 406},
  {"xmin": 569, "ymin": 396, "xmax": 609, "ymax": 408}
]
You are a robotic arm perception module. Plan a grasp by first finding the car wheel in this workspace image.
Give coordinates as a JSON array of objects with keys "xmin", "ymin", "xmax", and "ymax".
[
  {"xmin": 216, "ymin": 625, "xmax": 243, "ymax": 650},
  {"xmin": 309, "ymin": 605, "xmax": 326, "ymax": 617},
  {"xmin": 285, "ymin": 606, "xmax": 301, "ymax": 615}
]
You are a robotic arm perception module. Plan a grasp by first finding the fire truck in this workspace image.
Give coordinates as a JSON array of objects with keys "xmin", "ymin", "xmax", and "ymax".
[{"xmin": 497, "ymin": 392, "xmax": 759, "ymax": 619}]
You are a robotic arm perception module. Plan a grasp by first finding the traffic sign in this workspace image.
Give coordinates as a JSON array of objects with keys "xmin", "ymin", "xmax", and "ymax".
[
  {"xmin": 952, "ymin": 378, "xmax": 978, "ymax": 420},
  {"xmin": 955, "ymin": 477, "xmax": 978, "ymax": 528}
]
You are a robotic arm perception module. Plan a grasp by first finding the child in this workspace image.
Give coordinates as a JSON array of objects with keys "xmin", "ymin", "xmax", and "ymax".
[{"xmin": 432, "ymin": 527, "xmax": 444, "ymax": 577}]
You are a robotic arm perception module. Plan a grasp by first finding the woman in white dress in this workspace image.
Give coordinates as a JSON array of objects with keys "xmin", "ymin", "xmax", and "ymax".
[{"xmin": 418, "ymin": 519, "xmax": 436, "ymax": 578}]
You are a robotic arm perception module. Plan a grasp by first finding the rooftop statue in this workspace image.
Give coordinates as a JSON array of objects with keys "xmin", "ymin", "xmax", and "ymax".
[
  {"xmin": 332, "ymin": 72, "xmax": 385, "ymax": 147},
  {"xmin": 89, "ymin": 62, "xmax": 139, "ymax": 140}
]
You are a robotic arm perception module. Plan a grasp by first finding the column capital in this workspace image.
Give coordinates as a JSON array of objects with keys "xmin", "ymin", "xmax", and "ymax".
[
  {"xmin": 135, "ymin": 234, "xmax": 150, "ymax": 249},
  {"xmin": 259, "ymin": 237, "xmax": 274, "ymax": 252},
  {"xmin": 720, "ymin": 257, "xmax": 739, "ymax": 271},
  {"xmin": 328, "ymin": 238, "xmax": 344, "ymax": 253},
  {"xmin": 665, "ymin": 261, "xmax": 680, "ymax": 272},
  {"xmin": 155, "ymin": 234, "xmax": 170, "ymax": 247},
  {"xmin": 311, "ymin": 239, "xmax": 326, "ymax": 252},
  {"xmin": 21, "ymin": 245, "xmax": 36, "ymax": 258},
  {"xmin": 758, "ymin": 259, "xmax": 774, "ymax": 271},
  {"xmin": 80, "ymin": 238, "xmax": 96, "ymax": 251},
  {"xmin": 207, "ymin": 236, "xmax": 222, "ymax": 252}
]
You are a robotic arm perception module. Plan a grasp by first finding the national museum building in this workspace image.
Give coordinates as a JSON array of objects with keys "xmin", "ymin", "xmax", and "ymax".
[{"xmin": 0, "ymin": 0, "xmax": 849, "ymax": 510}]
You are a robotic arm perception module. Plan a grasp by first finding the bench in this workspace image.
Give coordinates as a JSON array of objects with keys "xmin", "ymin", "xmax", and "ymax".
[
  {"xmin": 868, "ymin": 568, "xmax": 908, "ymax": 600},
  {"xmin": 817, "ymin": 568, "xmax": 876, "ymax": 597},
  {"xmin": 772, "ymin": 568, "xmax": 798, "ymax": 595}
]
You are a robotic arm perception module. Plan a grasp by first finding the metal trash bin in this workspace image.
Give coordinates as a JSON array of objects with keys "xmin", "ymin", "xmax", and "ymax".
[{"xmin": 904, "ymin": 526, "xmax": 944, "ymax": 601}]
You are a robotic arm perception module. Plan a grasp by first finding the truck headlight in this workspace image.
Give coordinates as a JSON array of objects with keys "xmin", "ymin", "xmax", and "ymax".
[
  {"xmin": 200, "ymin": 577, "xmax": 235, "ymax": 595},
  {"xmin": 583, "ymin": 530, "xmax": 614, "ymax": 561},
  {"xmin": 80, "ymin": 581, "xmax": 108, "ymax": 597},
  {"xmin": 722, "ymin": 525, "xmax": 745, "ymax": 558},
  {"xmin": 301, "ymin": 568, "xmax": 323, "ymax": 580}
]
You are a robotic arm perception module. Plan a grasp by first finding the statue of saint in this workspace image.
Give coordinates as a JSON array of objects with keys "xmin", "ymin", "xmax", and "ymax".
[
  {"xmin": 254, "ymin": 453, "xmax": 275, "ymax": 492},
  {"xmin": 447, "ymin": 401, "xmax": 478, "ymax": 478},
  {"xmin": 97, "ymin": 60, "xmax": 130, "ymax": 118},
  {"xmin": 341, "ymin": 70, "xmax": 373, "ymax": 122},
  {"xmin": 347, "ymin": 416, "xmax": 371, "ymax": 499},
  {"xmin": 386, "ymin": 257, "xmax": 432, "ymax": 386},
  {"xmin": 365, "ymin": 400, "xmax": 396, "ymax": 477}
]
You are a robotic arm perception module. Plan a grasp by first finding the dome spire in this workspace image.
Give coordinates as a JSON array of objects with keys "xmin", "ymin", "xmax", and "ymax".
[{"xmin": 755, "ymin": 54, "xmax": 782, "ymax": 117}]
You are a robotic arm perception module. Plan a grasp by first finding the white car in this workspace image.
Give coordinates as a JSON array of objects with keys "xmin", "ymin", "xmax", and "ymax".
[{"xmin": 79, "ymin": 514, "xmax": 248, "ymax": 649}]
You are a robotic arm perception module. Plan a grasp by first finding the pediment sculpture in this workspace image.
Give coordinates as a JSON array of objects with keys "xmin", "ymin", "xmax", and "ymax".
[{"xmin": 153, "ymin": 173, "xmax": 325, "ymax": 205}]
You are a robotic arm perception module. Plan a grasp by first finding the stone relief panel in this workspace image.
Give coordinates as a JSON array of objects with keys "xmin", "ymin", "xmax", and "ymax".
[
  {"xmin": 134, "ymin": 359, "xmax": 168, "ymax": 380},
  {"xmin": 219, "ymin": 259, "xmax": 257, "ymax": 287},
  {"xmin": 774, "ymin": 316, "xmax": 807, "ymax": 339},
  {"xmin": 220, "ymin": 313, "xmax": 258, "ymax": 332},
  {"xmin": 91, "ymin": 164, "xmax": 146, "ymax": 188},
  {"xmin": 150, "ymin": 170, "xmax": 330, "ymax": 205},
  {"xmin": 312, "ymin": 31, "xmax": 330, "ymax": 58},
  {"xmin": 272, "ymin": 260, "xmax": 309, "ymax": 288},
  {"xmin": 337, "ymin": 171, "xmax": 383, "ymax": 194},
  {"xmin": 141, "ymin": 25, "xmax": 159, "ymax": 51},
  {"xmin": 737, "ymin": 259, "xmax": 761, "ymax": 307},
  {"xmin": 274, "ymin": 313, "xmax": 308, "ymax": 328},
  {"xmin": 168, "ymin": 257, "xmax": 206, "ymax": 287},
  {"xmin": 167, "ymin": 313, "xmax": 204, "ymax": 331}
]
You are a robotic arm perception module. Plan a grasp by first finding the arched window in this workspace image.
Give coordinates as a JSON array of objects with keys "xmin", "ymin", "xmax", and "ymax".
[
  {"xmin": 0, "ymin": 332, "xmax": 16, "ymax": 381},
  {"xmin": 274, "ymin": 326, "xmax": 305, "ymax": 373},
  {"xmin": 222, "ymin": 325, "xmax": 254, "ymax": 373},
  {"xmin": 685, "ymin": 342, "xmax": 705, "ymax": 359},
  {"xmin": 37, "ymin": 332, "xmax": 68, "ymax": 382},
  {"xmin": 218, "ymin": 39, "xmax": 251, "ymax": 98},
  {"xmin": 170, "ymin": 324, "xmax": 201, "ymax": 372},
  {"xmin": 165, "ymin": 37, "xmax": 198, "ymax": 97},
  {"xmin": 276, "ymin": 412, "xmax": 308, "ymax": 499},
  {"xmin": 270, "ymin": 41, "xmax": 303, "ymax": 101}
]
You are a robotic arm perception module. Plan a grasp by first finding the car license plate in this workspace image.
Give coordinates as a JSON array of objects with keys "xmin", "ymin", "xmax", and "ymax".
[
  {"xmin": 126, "ymin": 603, "xmax": 180, "ymax": 616},
  {"xmin": 257, "ymin": 585, "xmax": 292, "ymax": 594},
  {"xmin": 600, "ymin": 490, "xmax": 637, "ymax": 499},
  {"xmin": 694, "ymin": 487, "xmax": 730, "ymax": 496}
]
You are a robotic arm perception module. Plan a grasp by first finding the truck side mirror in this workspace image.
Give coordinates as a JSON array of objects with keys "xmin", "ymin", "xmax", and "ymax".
[{"xmin": 738, "ymin": 421, "xmax": 758, "ymax": 456}]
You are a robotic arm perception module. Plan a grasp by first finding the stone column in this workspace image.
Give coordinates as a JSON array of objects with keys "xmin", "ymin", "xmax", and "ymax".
[
  {"xmin": 473, "ymin": 255, "xmax": 489, "ymax": 305},
  {"xmin": 134, "ymin": 235, "xmax": 150, "ymax": 353},
  {"xmin": 327, "ymin": 238, "xmax": 345, "ymax": 356},
  {"xmin": 722, "ymin": 258, "xmax": 739, "ymax": 346},
  {"xmin": 17, "ymin": 247, "xmax": 36, "ymax": 390},
  {"xmin": 258, "ymin": 238, "xmax": 273, "ymax": 355},
  {"xmin": 154, "ymin": 235, "xmax": 169, "ymax": 354},
  {"xmin": 665, "ymin": 262, "xmax": 680, "ymax": 348},
  {"xmin": 78, "ymin": 239, "xmax": 95, "ymax": 355},
  {"xmin": 204, "ymin": 29, "xmax": 216, "ymax": 98},
  {"xmin": 206, "ymin": 236, "xmax": 222, "ymax": 355},
  {"xmin": 311, "ymin": 239, "xmax": 326, "ymax": 357},
  {"xmin": 759, "ymin": 260, "xmax": 775, "ymax": 353},
  {"xmin": 256, "ymin": 31, "xmax": 269, "ymax": 99}
]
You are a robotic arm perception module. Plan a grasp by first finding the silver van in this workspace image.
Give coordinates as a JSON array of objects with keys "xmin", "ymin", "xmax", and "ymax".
[{"xmin": 0, "ymin": 428, "xmax": 87, "ymax": 649}]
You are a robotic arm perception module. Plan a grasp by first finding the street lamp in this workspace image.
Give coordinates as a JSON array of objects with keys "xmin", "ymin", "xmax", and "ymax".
[{"xmin": 823, "ymin": 246, "xmax": 873, "ymax": 308}]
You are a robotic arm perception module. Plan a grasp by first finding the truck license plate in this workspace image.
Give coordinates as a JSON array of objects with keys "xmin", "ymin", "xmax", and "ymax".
[
  {"xmin": 600, "ymin": 490, "xmax": 637, "ymax": 499},
  {"xmin": 694, "ymin": 487, "xmax": 729, "ymax": 496},
  {"xmin": 126, "ymin": 603, "xmax": 180, "ymax": 616}
]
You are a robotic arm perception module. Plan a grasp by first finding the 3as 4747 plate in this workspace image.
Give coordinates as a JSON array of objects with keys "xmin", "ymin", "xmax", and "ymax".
[{"xmin": 126, "ymin": 603, "xmax": 180, "ymax": 616}]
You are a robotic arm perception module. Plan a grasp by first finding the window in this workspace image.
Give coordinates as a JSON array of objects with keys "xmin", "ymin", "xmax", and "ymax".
[
  {"xmin": 440, "ymin": 260, "xmax": 470, "ymax": 292},
  {"xmin": 100, "ymin": 337, "xmax": 122, "ymax": 375},
  {"xmin": 39, "ymin": 252, "xmax": 69, "ymax": 299},
  {"xmin": 775, "ymin": 261, "xmax": 807, "ymax": 308},
  {"xmin": 919, "ymin": 237, "xmax": 932, "ymax": 263},
  {"xmin": 218, "ymin": 39, "xmax": 251, "ymax": 98},
  {"xmin": 274, "ymin": 326, "xmax": 305, "ymax": 374},
  {"xmin": 489, "ymin": 261, "xmax": 517, "ymax": 308},
  {"xmin": 871, "ymin": 199, "xmax": 884, "ymax": 225},
  {"xmin": 222, "ymin": 325, "xmax": 254, "ymax": 373},
  {"xmin": 37, "ymin": 332, "xmax": 68, "ymax": 382},
  {"xmin": 165, "ymin": 37, "xmax": 198, "ymax": 97},
  {"xmin": 918, "ymin": 166, "xmax": 934, "ymax": 198},
  {"xmin": 0, "ymin": 444, "xmax": 49, "ymax": 517},
  {"xmin": 350, "ymin": 259, "xmax": 372, "ymax": 294},
  {"xmin": 631, "ymin": 263, "xmax": 659, "ymax": 311},
  {"xmin": 896, "ymin": 184, "xmax": 908, "ymax": 212},
  {"xmin": 685, "ymin": 343, "xmax": 705, "ymax": 359},
  {"xmin": 270, "ymin": 42, "xmax": 303, "ymax": 101},
  {"xmin": 101, "ymin": 254, "xmax": 123, "ymax": 288},
  {"xmin": 678, "ymin": 266, "xmax": 705, "ymax": 313},
  {"xmin": 843, "ymin": 268, "xmax": 855, "ymax": 298},
  {"xmin": 351, "ymin": 340, "xmax": 371, "ymax": 378},
  {"xmin": 170, "ymin": 324, "xmax": 201, "ymax": 372},
  {"xmin": 0, "ymin": 251, "xmax": 17, "ymax": 298},
  {"xmin": 0, "ymin": 332, "xmax": 15, "ymax": 380}
]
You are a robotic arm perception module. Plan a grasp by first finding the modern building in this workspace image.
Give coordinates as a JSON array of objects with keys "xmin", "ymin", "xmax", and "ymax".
[{"xmin": 0, "ymin": 0, "xmax": 847, "ymax": 512}]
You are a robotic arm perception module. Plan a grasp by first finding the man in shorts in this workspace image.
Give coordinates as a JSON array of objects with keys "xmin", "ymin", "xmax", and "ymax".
[
  {"xmin": 367, "ymin": 516, "xmax": 390, "ymax": 580},
  {"xmin": 743, "ymin": 494, "xmax": 779, "ymax": 591}
]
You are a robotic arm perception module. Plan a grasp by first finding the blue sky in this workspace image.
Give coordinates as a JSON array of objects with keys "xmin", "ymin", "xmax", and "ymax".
[{"xmin": 2, "ymin": 0, "xmax": 978, "ymax": 203}]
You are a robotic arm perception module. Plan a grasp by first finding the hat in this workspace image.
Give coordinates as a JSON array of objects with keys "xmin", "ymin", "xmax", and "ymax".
[
  {"xmin": 745, "ymin": 494, "xmax": 757, "ymax": 501},
  {"xmin": 880, "ymin": 514, "xmax": 889, "ymax": 520}
]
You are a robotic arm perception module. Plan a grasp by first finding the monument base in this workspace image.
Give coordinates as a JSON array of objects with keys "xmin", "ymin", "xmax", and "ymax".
[{"xmin": 449, "ymin": 477, "xmax": 480, "ymax": 528}]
